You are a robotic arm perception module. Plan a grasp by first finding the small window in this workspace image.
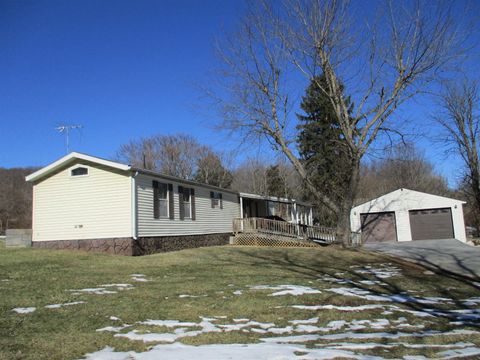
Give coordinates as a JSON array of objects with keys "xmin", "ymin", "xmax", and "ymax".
[
  {"xmin": 71, "ymin": 167, "xmax": 88, "ymax": 176},
  {"xmin": 158, "ymin": 183, "xmax": 169, "ymax": 218},
  {"xmin": 211, "ymin": 191, "xmax": 222, "ymax": 209},
  {"xmin": 183, "ymin": 190, "xmax": 191, "ymax": 219}
]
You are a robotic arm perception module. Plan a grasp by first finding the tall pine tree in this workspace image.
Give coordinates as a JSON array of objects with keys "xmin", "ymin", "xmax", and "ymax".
[{"xmin": 297, "ymin": 75, "xmax": 353, "ymax": 226}]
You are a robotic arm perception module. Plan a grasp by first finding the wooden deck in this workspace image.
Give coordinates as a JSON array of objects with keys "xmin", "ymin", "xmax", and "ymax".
[{"xmin": 232, "ymin": 217, "xmax": 337, "ymax": 245}]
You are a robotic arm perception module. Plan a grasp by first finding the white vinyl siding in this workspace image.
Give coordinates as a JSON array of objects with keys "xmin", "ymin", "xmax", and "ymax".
[
  {"xmin": 136, "ymin": 174, "xmax": 239, "ymax": 237},
  {"xmin": 33, "ymin": 162, "xmax": 132, "ymax": 241}
]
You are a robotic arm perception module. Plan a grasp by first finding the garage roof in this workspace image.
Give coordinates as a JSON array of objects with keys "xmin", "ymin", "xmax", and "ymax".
[{"xmin": 352, "ymin": 188, "xmax": 466, "ymax": 214}]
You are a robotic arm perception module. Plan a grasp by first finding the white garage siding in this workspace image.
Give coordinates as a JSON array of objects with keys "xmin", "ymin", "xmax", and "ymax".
[
  {"xmin": 350, "ymin": 188, "xmax": 467, "ymax": 243},
  {"xmin": 33, "ymin": 162, "xmax": 132, "ymax": 241},
  {"xmin": 136, "ymin": 174, "xmax": 240, "ymax": 237}
]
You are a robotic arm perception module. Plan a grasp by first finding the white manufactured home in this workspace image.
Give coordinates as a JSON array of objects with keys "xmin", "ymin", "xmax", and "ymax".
[
  {"xmin": 26, "ymin": 152, "xmax": 312, "ymax": 255},
  {"xmin": 350, "ymin": 188, "xmax": 467, "ymax": 244}
]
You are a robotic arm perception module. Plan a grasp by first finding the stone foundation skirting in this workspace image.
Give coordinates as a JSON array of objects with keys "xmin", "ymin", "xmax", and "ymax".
[
  {"xmin": 32, "ymin": 233, "xmax": 231, "ymax": 256},
  {"xmin": 133, "ymin": 233, "xmax": 231, "ymax": 256},
  {"xmin": 32, "ymin": 237, "xmax": 134, "ymax": 255}
]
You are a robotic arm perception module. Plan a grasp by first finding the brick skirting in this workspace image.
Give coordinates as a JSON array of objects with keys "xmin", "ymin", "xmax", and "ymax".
[{"xmin": 32, "ymin": 233, "xmax": 231, "ymax": 256}]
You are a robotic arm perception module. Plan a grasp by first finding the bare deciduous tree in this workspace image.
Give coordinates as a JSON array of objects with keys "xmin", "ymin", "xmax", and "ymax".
[
  {"xmin": 230, "ymin": 158, "xmax": 269, "ymax": 195},
  {"xmin": 212, "ymin": 0, "xmax": 467, "ymax": 244},
  {"xmin": 0, "ymin": 168, "xmax": 37, "ymax": 233},
  {"xmin": 117, "ymin": 134, "xmax": 234, "ymax": 187},
  {"xmin": 357, "ymin": 143, "xmax": 451, "ymax": 203},
  {"xmin": 231, "ymin": 157, "xmax": 302, "ymax": 199},
  {"xmin": 195, "ymin": 150, "xmax": 234, "ymax": 188},
  {"xmin": 435, "ymin": 80, "xmax": 480, "ymax": 234}
]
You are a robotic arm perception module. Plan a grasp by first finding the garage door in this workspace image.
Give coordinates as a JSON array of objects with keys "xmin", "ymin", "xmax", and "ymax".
[
  {"xmin": 360, "ymin": 212, "xmax": 397, "ymax": 243},
  {"xmin": 409, "ymin": 208, "xmax": 454, "ymax": 240}
]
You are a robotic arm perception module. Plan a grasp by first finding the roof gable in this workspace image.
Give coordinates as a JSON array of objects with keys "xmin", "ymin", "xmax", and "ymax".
[
  {"xmin": 25, "ymin": 152, "xmax": 131, "ymax": 182},
  {"xmin": 353, "ymin": 188, "xmax": 465, "ymax": 211}
]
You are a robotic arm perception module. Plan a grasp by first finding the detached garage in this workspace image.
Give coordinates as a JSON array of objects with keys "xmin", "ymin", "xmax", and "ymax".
[{"xmin": 351, "ymin": 188, "xmax": 466, "ymax": 243}]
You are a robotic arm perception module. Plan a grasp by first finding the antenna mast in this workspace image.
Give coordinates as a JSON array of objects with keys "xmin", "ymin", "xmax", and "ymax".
[{"xmin": 55, "ymin": 124, "xmax": 83, "ymax": 153}]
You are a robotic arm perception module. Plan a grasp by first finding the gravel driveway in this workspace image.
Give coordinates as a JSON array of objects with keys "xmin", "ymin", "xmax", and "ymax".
[{"xmin": 364, "ymin": 239, "xmax": 480, "ymax": 280}]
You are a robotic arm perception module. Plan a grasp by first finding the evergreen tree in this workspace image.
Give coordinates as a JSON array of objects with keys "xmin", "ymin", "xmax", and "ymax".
[
  {"xmin": 266, "ymin": 165, "xmax": 285, "ymax": 198},
  {"xmin": 297, "ymin": 75, "xmax": 353, "ymax": 225}
]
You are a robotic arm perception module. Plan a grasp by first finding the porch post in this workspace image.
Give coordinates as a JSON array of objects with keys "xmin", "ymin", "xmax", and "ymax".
[
  {"xmin": 309, "ymin": 207, "xmax": 313, "ymax": 226},
  {"xmin": 293, "ymin": 202, "xmax": 299, "ymax": 236},
  {"xmin": 239, "ymin": 196, "xmax": 244, "ymax": 231}
]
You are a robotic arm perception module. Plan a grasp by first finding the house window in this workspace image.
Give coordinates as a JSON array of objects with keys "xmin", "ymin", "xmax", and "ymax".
[
  {"xmin": 71, "ymin": 167, "xmax": 88, "ymax": 176},
  {"xmin": 158, "ymin": 183, "xmax": 169, "ymax": 218},
  {"xmin": 153, "ymin": 181, "xmax": 174, "ymax": 220},
  {"xmin": 211, "ymin": 191, "xmax": 223, "ymax": 209},
  {"xmin": 267, "ymin": 201, "xmax": 277, "ymax": 216},
  {"xmin": 183, "ymin": 189, "xmax": 191, "ymax": 219}
]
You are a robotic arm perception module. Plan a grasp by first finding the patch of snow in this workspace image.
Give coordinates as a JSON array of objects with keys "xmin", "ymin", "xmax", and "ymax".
[
  {"xmin": 45, "ymin": 301, "xmax": 85, "ymax": 309},
  {"xmin": 289, "ymin": 317, "xmax": 319, "ymax": 325},
  {"xmin": 12, "ymin": 307, "xmax": 36, "ymax": 314},
  {"xmin": 178, "ymin": 294, "xmax": 207, "ymax": 298},
  {"xmin": 463, "ymin": 297, "xmax": 480, "ymax": 306},
  {"xmin": 438, "ymin": 347, "xmax": 480, "ymax": 359},
  {"xmin": 233, "ymin": 290, "xmax": 242, "ymax": 295},
  {"xmin": 326, "ymin": 287, "xmax": 451, "ymax": 304},
  {"xmin": 130, "ymin": 274, "xmax": 150, "ymax": 282},
  {"xmin": 69, "ymin": 288, "xmax": 117, "ymax": 295},
  {"xmin": 291, "ymin": 304, "xmax": 385, "ymax": 311},
  {"xmin": 248, "ymin": 284, "xmax": 321, "ymax": 296},
  {"xmin": 139, "ymin": 320, "xmax": 198, "ymax": 328},
  {"xmin": 295, "ymin": 324, "xmax": 323, "ymax": 333},
  {"xmin": 358, "ymin": 280, "xmax": 386, "ymax": 286},
  {"xmin": 318, "ymin": 329, "xmax": 479, "ymax": 341},
  {"xmin": 350, "ymin": 263, "xmax": 401, "ymax": 279},
  {"xmin": 260, "ymin": 334, "xmax": 320, "ymax": 343},
  {"xmin": 100, "ymin": 284, "xmax": 133, "ymax": 290},
  {"xmin": 97, "ymin": 326, "xmax": 129, "ymax": 333},
  {"xmin": 321, "ymin": 275, "xmax": 354, "ymax": 285},
  {"xmin": 218, "ymin": 320, "xmax": 275, "ymax": 332},
  {"xmin": 110, "ymin": 316, "xmax": 121, "ymax": 321},
  {"xmin": 81, "ymin": 342, "xmax": 386, "ymax": 360},
  {"xmin": 266, "ymin": 326, "xmax": 294, "ymax": 334},
  {"xmin": 321, "ymin": 341, "xmax": 474, "ymax": 351},
  {"xmin": 233, "ymin": 318, "xmax": 249, "ymax": 322}
]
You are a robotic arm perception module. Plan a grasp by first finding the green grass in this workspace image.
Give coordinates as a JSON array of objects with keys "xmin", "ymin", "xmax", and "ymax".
[{"xmin": 0, "ymin": 245, "xmax": 479, "ymax": 359}]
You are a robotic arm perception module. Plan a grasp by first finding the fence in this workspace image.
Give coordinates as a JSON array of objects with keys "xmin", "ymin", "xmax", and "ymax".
[{"xmin": 233, "ymin": 217, "xmax": 337, "ymax": 243}]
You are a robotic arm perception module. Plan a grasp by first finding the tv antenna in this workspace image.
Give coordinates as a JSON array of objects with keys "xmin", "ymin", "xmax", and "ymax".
[{"xmin": 55, "ymin": 124, "xmax": 83, "ymax": 153}]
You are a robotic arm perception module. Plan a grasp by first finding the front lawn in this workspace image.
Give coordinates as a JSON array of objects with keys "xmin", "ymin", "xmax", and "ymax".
[{"xmin": 0, "ymin": 245, "xmax": 479, "ymax": 359}]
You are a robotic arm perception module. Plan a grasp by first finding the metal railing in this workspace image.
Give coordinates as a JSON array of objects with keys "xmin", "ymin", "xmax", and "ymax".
[{"xmin": 233, "ymin": 217, "xmax": 336, "ymax": 243}]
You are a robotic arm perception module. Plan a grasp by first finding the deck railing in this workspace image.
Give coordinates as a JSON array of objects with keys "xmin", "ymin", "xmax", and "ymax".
[{"xmin": 233, "ymin": 217, "xmax": 337, "ymax": 243}]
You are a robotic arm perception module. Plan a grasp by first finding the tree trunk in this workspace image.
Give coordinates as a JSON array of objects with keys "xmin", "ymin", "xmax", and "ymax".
[
  {"xmin": 470, "ymin": 168, "xmax": 480, "ymax": 238},
  {"xmin": 336, "ymin": 156, "xmax": 361, "ymax": 247}
]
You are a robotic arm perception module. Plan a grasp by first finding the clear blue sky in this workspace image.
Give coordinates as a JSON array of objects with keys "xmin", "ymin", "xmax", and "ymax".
[
  {"xmin": 1, "ymin": 0, "xmax": 245, "ymax": 167},
  {"xmin": 1, "ymin": 0, "xmax": 478, "ymax": 188}
]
